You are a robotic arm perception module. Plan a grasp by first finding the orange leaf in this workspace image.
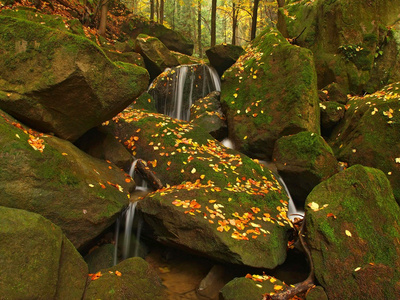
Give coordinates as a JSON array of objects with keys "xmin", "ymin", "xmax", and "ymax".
[{"xmin": 115, "ymin": 271, "xmax": 122, "ymax": 276}]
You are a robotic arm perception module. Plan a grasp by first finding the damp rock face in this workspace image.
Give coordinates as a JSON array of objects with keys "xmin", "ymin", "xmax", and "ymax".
[
  {"xmin": 0, "ymin": 206, "xmax": 87, "ymax": 299},
  {"xmin": 104, "ymin": 107, "xmax": 293, "ymax": 269},
  {"xmin": 220, "ymin": 29, "xmax": 320, "ymax": 159},
  {"xmin": 305, "ymin": 165, "xmax": 400, "ymax": 300}
]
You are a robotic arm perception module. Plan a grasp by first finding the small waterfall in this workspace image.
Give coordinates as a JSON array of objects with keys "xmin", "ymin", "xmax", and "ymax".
[
  {"xmin": 113, "ymin": 159, "xmax": 149, "ymax": 265},
  {"xmin": 122, "ymin": 201, "xmax": 138, "ymax": 260},
  {"xmin": 148, "ymin": 64, "xmax": 221, "ymax": 121},
  {"xmin": 277, "ymin": 175, "xmax": 304, "ymax": 221}
]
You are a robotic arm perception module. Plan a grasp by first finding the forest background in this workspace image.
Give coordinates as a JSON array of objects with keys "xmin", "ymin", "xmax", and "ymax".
[{"xmin": 89, "ymin": 0, "xmax": 280, "ymax": 57}]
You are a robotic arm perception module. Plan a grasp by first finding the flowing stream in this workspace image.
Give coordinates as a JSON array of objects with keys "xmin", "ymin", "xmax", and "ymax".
[{"xmin": 148, "ymin": 64, "xmax": 221, "ymax": 121}]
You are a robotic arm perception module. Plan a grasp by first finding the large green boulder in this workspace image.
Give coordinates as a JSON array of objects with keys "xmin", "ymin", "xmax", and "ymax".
[
  {"xmin": 305, "ymin": 165, "xmax": 400, "ymax": 299},
  {"xmin": 206, "ymin": 43, "xmax": 245, "ymax": 77},
  {"xmin": 103, "ymin": 107, "xmax": 293, "ymax": 268},
  {"xmin": 0, "ymin": 110, "xmax": 133, "ymax": 249},
  {"xmin": 121, "ymin": 16, "xmax": 194, "ymax": 55},
  {"xmin": 220, "ymin": 29, "xmax": 320, "ymax": 159},
  {"xmin": 278, "ymin": 0, "xmax": 400, "ymax": 94},
  {"xmin": 0, "ymin": 11, "xmax": 149, "ymax": 141},
  {"xmin": 329, "ymin": 82, "xmax": 400, "ymax": 202},
  {"xmin": 83, "ymin": 257, "xmax": 164, "ymax": 300},
  {"xmin": 273, "ymin": 131, "xmax": 338, "ymax": 207},
  {"xmin": 0, "ymin": 206, "xmax": 87, "ymax": 299},
  {"xmin": 189, "ymin": 91, "xmax": 227, "ymax": 140},
  {"xmin": 135, "ymin": 34, "xmax": 180, "ymax": 80}
]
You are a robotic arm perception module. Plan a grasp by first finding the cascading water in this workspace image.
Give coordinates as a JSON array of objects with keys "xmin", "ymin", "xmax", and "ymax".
[
  {"xmin": 276, "ymin": 175, "xmax": 304, "ymax": 221},
  {"xmin": 148, "ymin": 64, "xmax": 221, "ymax": 121},
  {"xmin": 113, "ymin": 159, "xmax": 149, "ymax": 265}
]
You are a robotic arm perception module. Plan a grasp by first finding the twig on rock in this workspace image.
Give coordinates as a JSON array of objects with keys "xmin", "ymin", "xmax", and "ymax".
[
  {"xmin": 264, "ymin": 218, "xmax": 315, "ymax": 300},
  {"xmin": 135, "ymin": 159, "xmax": 163, "ymax": 190}
]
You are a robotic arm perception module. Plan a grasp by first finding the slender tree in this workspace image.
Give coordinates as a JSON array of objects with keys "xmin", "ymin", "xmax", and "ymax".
[
  {"xmin": 277, "ymin": 0, "xmax": 285, "ymax": 7},
  {"xmin": 250, "ymin": 0, "xmax": 259, "ymax": 40},
  {"xmin": 211, "ymin": 0, "xmax": 217, "ymax": 47},
  {"xmin": 232, "ymin": 1, "xmax": 239, "ymax": 45},
  {"xmin": 159, "ymin": 0, "xmax": 164, "ymax": 24},
  {"xmin": 98, "ymin": 0, "xmax": 109, "ymax": 36},
  {"xmin": 150, "ymin": 0, "xmax": 155, "ymax": 20},
  {"xmin": 198, "ymin": 0, "xmax": 202, "ymax": 57}
]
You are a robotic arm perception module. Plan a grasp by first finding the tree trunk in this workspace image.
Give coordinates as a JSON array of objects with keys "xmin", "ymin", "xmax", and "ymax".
[
  {"xmin": 159, "ymin": 0, "xmax": 164, "ymax": 24},
  {"xmin": 232, "ymin": 1, "xmax": 237, "ymax": 45},
  {"xmin": 197, "ymin": 0, "xmax": 202, "ymax": 57},
  {"xmin": 98, "ymin": 0, "xmax": 108, "ymax": 37},
  {"xmin": 250, "ymin": 0, "xmax": 259, "ymax": 40},
  {"xmin": 155, "ymin": 0, "xmax": 159, "ymax": 22},
  {"xmin": 172, "ymin": 0, "xmax": 176, "ymax": 29},
  {"xmin": 277, "ymin": 0, "xmax": 285, "ymax": 7},
  {"xmin": 150, "ymin": 0, "xmax": 155, "ymax": 20},
  {"xmin": 211, "ymin": 0, "xmax": 217, "ymax": 47}
]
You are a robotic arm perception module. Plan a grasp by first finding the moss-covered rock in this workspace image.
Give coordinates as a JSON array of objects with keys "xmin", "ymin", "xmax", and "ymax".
[
  {"xmin": 103, "ymin": 107, "xmax": 292, "ymax": 268},
  {"xmin": 0, "ymin": 206, "xmax": 87, "ymax": 299},
  {"xmin": 319, "ymin": 99, "xmax": 345, "ymax": 137},
  {"xmin": 0, "ymin": 110, "xmax": 133, "ymax": 249},
  {"xmin": 305, "ymin": 165, "xmax": 400, "ymax": 299},
  {"xmin": 220, "ymin": 29, "xmax": 320, "ymax": 159},
  {"xmin": 219, "ymin": 275, "xmax": 285, "ymax": 300},
  {"xmin": 135, "ymin": 34, "xmax": 180, "ymax": 79},
  {"xmin": 121, "ymin": 15, "xmax": 194, "ymax": 55},
  {"xmin": 273, "ymin": 131, "xmax": 338, "ymax": 207},
  {"xmin": 329, "ymin": 82, "xmax": 400, "ymax": 202},
  {"xmin": 85, "ymin": 244, "xmax": 115, "ymax": 274},
  {"xmin": 83, "ymin": 257, "xmax": 164, "ymax": 300},
  {"xmin": 278, "ymin": 0, "xmax": 400, "ymax": 94},
  {"xmin": 190, "ymin": 91, "xmax": 227, "ymax": 140},
  {"xmin": 0, "ymin": 12, "xmax": 149, "ymax": 141},
  {"xmin": 305, "ymin": 286, "xmax": 328, "ymax": 300},
  {"xmin": 206, "ymin": 43, "xmax": 244, "ymax": 77}
]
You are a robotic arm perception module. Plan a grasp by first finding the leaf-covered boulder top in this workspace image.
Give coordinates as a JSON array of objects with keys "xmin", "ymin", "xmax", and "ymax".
[
  {"xmin": 104, "ymin": 107, "xmax": 293, "ymax": 268},
  {"xmin": 329, "ymin": 82, "xmax": 400, "ymax": 202}
]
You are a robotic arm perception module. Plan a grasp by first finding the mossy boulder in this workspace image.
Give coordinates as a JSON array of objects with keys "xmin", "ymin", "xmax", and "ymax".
[
  {"xmin": 103, "ymin": 107, "xmax": 293, "ymax": 268},
  {"xmin": 148, "ymin": 64, "xmax": 221, "ymax": 120},
  {"xmin": 305, "ymin": 165, "xmax": 400, "ymax": 299},
  {"xmin": 0, "ymin": 206, "xmax": 87, "ymax": 299},
  {"xmin": 85, "ymin": 244, "xmax": 115, "ymax": 274},
  {"xmin": 219, "ymin": 275, "xmax": 285, "ymax": 300},
  {"xmin": 134, "ymin": 34, "xmax": 180, "ymax": 80},
  {"xmin": 206, "ymin": 43, "xmax": 245, "ymax": 77},
  {"xmin": 278, "ymin": 0, "xmax": 400, "ymax": 94},
  {"xmin": 0, "ymin": 110, "xmax": 133, "ymax": 249},
  {"xmin": 83, "ymin": 257, "xmax": 164, "ymax": 300},
  {"xmin": 189, "ymin": 91, "xmax": 227, "ymax": 140},
  {"xmin": 319, "ymin": 100, "xmax": 345, "ymax": 137},
  {"xmin": 121, "ymin": 15, "xmax": 194, "ymax": 55},
  {"xmin": 0, "ymin": 12, "xmax": 149, "ymax": 141},
  {"xmin": 220, "ymin": 29, "xmax": 320, "ymax": 159},
  {"xmin": 329, "ymin": 82, "xmax": 400, "ymax": 202},
  {"xmin": 272, "ymin": 131, "xmax": 338, "ymax": 207}
]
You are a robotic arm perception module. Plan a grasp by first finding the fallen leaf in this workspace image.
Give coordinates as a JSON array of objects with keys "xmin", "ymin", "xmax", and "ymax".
[{"xmin": 345, "ymin": 230, "xmax": 352, "ymax": 237}]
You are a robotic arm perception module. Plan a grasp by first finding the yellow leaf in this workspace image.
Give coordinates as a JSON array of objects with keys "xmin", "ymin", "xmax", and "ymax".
[
  {"xmin": 345, "ymin": 230, "xmax": 352, "ymax": 237},
  {"xmin": 308, "ymin": 202, "xmax": 319, "ymax": 211}
]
